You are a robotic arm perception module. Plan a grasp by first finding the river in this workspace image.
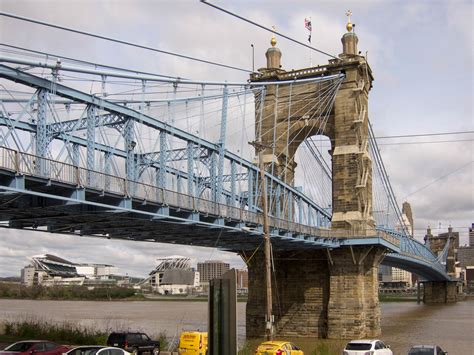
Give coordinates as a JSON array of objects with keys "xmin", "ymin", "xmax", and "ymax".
[{"xmin": 0, "ymin": 299, "xmax": 472, "ymax": 354}]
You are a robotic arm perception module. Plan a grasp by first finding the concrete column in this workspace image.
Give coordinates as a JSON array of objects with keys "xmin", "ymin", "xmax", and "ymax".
[{"xmin": 423, "ymin": 281, "xmax": 458, "ymax": 303}]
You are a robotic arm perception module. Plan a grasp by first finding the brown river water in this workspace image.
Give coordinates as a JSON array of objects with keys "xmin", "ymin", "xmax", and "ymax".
[{"xmin": 0, "ymin": 299, "xmax": 472, "ymax": 354}]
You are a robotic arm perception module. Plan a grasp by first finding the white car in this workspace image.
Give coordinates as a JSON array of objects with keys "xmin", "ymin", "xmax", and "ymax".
[
  {"xmin": 343, "ymin": 339, "xmax": 393, "ymax": 355},
  {"xmin": 64, "ymin": 346, "xmax": 131, "ymax": 355}
]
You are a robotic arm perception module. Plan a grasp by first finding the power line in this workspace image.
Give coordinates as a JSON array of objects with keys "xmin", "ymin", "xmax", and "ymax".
[
  {"xmin": 0, "ymin": 12, "xmax": 252, "ymax": 73},
  {"xmin": 200, "ymin": 0, "xmax": 338, "ymax": 59},
  {"xmin": 0, "ymin": 43, "xmax": 182, "ymax": 80},
  {"xmin": 403, "ymin": 161, "xmax": 473, "ymax": 199},
  {"xmin": 378, "ymin": 138, "xmax": 474, "ymax": 145},
  {"xmin": 375, "ymin": 130, "xmax": 474, "ymax": 139},
  {"xmin": 308, "ymin": 138, "xmax": 474, "ymax": 146}
]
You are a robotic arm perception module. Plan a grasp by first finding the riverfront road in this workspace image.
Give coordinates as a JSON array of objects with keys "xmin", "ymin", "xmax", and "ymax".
[{"xmin": 0, "ymin": 299, "xmax": 472, "ymax": 354}]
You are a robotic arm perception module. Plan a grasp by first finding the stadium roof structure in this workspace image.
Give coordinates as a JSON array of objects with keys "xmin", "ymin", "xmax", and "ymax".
[
  {"xmin": 149, "ymin": 257, "xmax": 191, "ymax": 275},
  {"xmin": 30, "ymin": 254, "xmax": 78, "ymax": 277}
]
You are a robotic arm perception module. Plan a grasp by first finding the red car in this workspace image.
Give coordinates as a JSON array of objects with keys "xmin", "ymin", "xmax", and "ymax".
[{"xmin": 0, "ymin": 341, "xmax": 69, "ymax": 355}]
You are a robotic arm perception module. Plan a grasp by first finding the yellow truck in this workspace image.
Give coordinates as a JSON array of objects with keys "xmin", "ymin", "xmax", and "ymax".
[{"xmin": 178, "ymin": 331, "xmax": 208, "ymax": 355}]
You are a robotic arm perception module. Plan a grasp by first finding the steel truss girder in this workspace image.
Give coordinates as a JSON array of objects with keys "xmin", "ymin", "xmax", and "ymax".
[
  {"xmin": 0, "ymin": 64, "xmax": 331, "ymax": 223},
  {"xmin": 48, "ymin": 112, "xmax": 126, "ymax": 136},
  {"xmin": 139, "ymin": 146, "xmax": 209, "ymax": 165}
]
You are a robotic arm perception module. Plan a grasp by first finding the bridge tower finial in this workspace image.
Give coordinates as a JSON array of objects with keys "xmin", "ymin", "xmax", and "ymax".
[
  {"xmin": 341, "ymin": 10, "xmax": 359, "ymax": 57},
  {"xmin": 265, "ymin": 26, "xmax": 282, "ymax": 69}
]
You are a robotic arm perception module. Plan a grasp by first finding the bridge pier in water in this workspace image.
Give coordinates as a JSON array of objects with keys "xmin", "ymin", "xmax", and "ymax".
[
  {"xmin": 246, "ymin": 247, "xmax": 385, "ymax": 339},
  {"xmin": 423, "ymin": 281, "xmax": 458, "ymax": 304}
]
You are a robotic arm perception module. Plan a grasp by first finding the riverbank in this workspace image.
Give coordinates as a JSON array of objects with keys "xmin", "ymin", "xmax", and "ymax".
[
  {"xmin": 0, "ymin": 283, "xmax": 141, "ymax": 301},
  {"xmin": 1, "ymin": 299, "xmax": 472, "ymax": 354},
  {"xmin": 1, "ymin": 283, "xmax": 421, "ymax": 303}
]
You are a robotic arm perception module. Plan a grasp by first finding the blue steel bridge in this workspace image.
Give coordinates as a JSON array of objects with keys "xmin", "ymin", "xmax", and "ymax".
[{"xmin": 0, "ymin": 48, "xmax": 452, "ymax": 282}]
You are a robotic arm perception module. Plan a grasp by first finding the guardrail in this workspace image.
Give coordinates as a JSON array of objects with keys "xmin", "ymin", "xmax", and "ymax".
[{"xmin": 0, "ymin": 146, "xmax": 400, "ymax": 245}]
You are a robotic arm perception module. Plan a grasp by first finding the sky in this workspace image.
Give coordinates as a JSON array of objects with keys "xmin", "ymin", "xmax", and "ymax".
[{"xmin": 0, "ymin": 0, "xmax": 472, "ymax": 278}]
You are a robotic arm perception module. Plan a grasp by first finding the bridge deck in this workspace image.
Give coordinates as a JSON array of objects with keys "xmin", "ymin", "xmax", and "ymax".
[{"xmin": 0, "ymin": 146, "xmax": 400, "ymax": 253}]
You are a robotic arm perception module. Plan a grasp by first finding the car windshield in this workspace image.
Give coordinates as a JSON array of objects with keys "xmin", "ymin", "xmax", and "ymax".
[
  {"xmin": 345, "ymin": 343, "xmax": 372, "ymax": 351},
  {"xmin": 68, "ymin": 348, "xmax": 103, "ymax": 355},
  {"xmin": 5, "ymin": 342, "xmax": 35, "ymax": 352},
  {"xmin": 408, "ymin": 349, "xmax": 435, "ymax": 355}
]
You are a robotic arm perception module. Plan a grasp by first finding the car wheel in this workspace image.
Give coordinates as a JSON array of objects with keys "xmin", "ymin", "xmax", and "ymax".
[{"xmin": 152, "ymin": 346, "xmax": 160, "ymax": 355}]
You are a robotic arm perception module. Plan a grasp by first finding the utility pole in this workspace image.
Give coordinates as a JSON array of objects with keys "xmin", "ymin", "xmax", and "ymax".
[{"xmin": 249, "ymin": 140, "xmax": 273, "ymax": 340}]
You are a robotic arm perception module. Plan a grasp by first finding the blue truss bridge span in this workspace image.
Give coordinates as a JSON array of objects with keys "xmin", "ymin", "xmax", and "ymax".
[{"xmin": 0, "ymin": 57, "xmax": 453, "ymax": 282}]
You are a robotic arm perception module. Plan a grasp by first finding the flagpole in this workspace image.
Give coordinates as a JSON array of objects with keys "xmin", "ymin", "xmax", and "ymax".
[{"xmin": 309, "ymin": 16, "xmax": 312, "ymax": 67}]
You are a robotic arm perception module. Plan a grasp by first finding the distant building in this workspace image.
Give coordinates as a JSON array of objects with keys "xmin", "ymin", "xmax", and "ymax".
[
  {"xmin": 236, "ymin": 269, "xmax": 248, "ymax": 294},
  {"xmin": 76, "ymin": 264, "xmax": 118, "ymax": 279},
  {"xmin": 197, "ymin": 260, "xmax": 230, "ymax": 284},
  {"xmin": 470, "ymin": 223, "xmax": 474, "ymax": 247},
  {"xmin": 20, "ymin": 265, "xmax": 36, "ymax": 287},
  {"xmin": 142, "ymin": 257, "xmax": 200, "ymax": 295},
  {"xmin": 465, "ymin": 266, "xmax": 474, "ymax": 293},
  {"xmin": 20, "ymin": 254, "xmax": 119, "ymax": 287},
  {"xmin": 457, "ymin": 246, "xmax": 474, "ymax": 268},
  {"xmin": 425, "ymin": 226, "xmax": 459, "ymax": 276},
  {"xmin": 378, "ymin": 264, "xmax": 392, "ymax": 283},
  {"xmin": 391, "ymin": 267, "xmax": 412, "ymax": 287}
]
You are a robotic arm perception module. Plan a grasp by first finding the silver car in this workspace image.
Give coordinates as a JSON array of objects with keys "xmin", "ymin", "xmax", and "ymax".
[
  {"xmin": 408, "ymin": 345, "xmax": 448, "ymax": 355},
  {"xmin": 64, "ymin": 346, "xmax": 131, "ymax": 355}
]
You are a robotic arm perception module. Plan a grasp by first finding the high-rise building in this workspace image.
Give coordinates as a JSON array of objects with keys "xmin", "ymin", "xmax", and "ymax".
[
  {"xmin": 197, "ymin": 260, "xmax": 230, "ymax": 284},
  {"xmin": 236, "ymin": 269, "xmax": 248, "ymax": 289},
  {"xmin": 469, "ymin": 223, "xmax": 474, "ymax": 247},
  {"xmin": 391, "ymin": 267, "xmax": 412, "ymax": 287}
]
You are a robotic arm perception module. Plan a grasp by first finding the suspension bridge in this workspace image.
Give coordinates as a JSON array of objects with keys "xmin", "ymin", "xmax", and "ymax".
[{"xmin": 0, "ymin": 17, "xmax": 458, "ymax": 339}]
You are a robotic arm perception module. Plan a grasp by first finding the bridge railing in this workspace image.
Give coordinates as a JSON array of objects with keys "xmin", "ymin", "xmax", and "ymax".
[{"xmin": 0, "ymin": 146, "xmax": 401, "ymax": 245}]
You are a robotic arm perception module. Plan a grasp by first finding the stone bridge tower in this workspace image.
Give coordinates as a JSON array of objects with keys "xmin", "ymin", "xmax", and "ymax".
[
  {"xmin": 251, "ymin": 21, "xmax": 375, "ymax": 234},
  {"xmin": 245, "ymin": 19, "xmax": 385, "ymax": 340}
]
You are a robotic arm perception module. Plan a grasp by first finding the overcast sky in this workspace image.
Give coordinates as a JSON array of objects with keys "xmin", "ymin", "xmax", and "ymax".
[{"xmin": 0, "ymin": 0, "xmax": 472, "ymax": 278}]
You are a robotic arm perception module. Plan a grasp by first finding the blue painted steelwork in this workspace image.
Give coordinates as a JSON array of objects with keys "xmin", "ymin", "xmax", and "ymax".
[
  {"xmin": 0, "ymin": 64, "xmax": 452, "ymax": 282},
  {"xmin": 187, "ymin": 141, "xmax": 194, "ymax": 197},
  {"xmin": 86, "ymin": 105, "xmax": 96, "ymax": 185},
  {"xmin": 35, "ymin": 89, "xmax": 48, "ymax": 175},
  {"xmin": 158, "ymin": 130, "xmax": 167, "ymax": 189},
  {"xmin": 217, "ymin": 86, "xmax": 228, "ymax": 203}
]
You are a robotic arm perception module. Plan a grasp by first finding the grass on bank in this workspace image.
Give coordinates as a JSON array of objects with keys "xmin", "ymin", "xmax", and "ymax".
[
  {"xmin": 0, "ymin": 283, "xmax": 142, "ymax": 301},
  {"xmin": 1, "ymin": 319, "xmax": 169, "ymax": 350}
]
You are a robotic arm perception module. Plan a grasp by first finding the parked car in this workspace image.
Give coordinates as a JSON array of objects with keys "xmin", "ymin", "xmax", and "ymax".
[
  {"xmin": 408, "ymin": 345, "xmax": 448, "ymax": 355},
  {"xmin": 178, "ymin": 331, "xmax": 208, "ymax": 354},
  {"xmin": 343, "ymin": 339, "xmax": 392, "ymax": 355},
  {"xmin": 254, "ymin": 340, "xmax": 303, "ymax": 355},
  {"xmin": 0, "ymin": 341, "xmax": 69, "ymax": 355},
  {"xmin": 106, "ymin": 332, "xmax": 160, "ymax": 355},
  {"xmin": 64, "ymin": 346, "xmax": 131, "ymax": 355}
]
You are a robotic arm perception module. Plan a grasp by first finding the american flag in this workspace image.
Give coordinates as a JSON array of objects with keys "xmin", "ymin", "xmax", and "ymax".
[{"xmin": 304, "ymin": 18, "xmax": 312, "ymax": 32}]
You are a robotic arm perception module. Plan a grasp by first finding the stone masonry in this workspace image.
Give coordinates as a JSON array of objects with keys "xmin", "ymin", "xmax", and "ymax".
[
  {"xmin": 245, "ymin": 25, "xmax": 385, "ymax": 339},
  {"xmin": 423, "ymin": 281, "xmax": 458, "ymax": 303},
  {"xmin": 245, "ymin": 247, "xmax": 385, "ymax": 339},
  {"xmin": 251, "ymin": 34, "xmax": 375, "ymax": 234}
]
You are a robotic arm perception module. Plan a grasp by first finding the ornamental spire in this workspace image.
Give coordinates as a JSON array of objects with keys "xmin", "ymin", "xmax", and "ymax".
[{"xmin": 346, "ymin": 10, "xmax": 353, "ymax": 32}]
